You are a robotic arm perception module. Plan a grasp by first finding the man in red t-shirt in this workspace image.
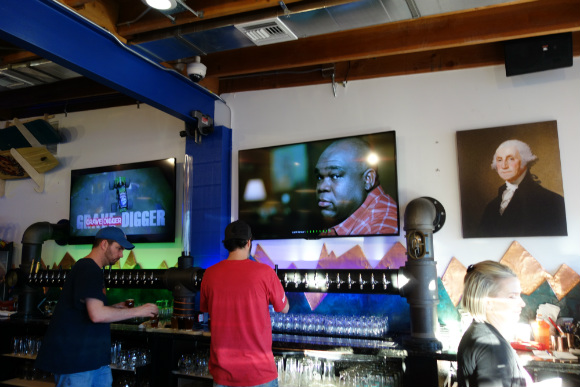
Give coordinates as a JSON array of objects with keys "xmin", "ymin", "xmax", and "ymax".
[{"xmin": 200, "ymin": 220, "xmax": 289, "ymax": 387}]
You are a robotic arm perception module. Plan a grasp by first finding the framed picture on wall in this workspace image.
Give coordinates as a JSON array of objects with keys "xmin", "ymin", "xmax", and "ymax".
[{"xmin": 456, "ymin": 120, "xmax": 567, "ymax": 238}]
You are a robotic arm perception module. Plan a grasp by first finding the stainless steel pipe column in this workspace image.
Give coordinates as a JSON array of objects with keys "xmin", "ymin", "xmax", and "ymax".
[{"xmin": 400, "ymin": 197, "xmax": 445, "ymax": 351}]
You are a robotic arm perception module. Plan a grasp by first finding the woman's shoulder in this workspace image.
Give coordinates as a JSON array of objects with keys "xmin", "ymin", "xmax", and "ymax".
[{"xmin": 459, "ymin": 322, "xmax": 503, "ymax": 350}]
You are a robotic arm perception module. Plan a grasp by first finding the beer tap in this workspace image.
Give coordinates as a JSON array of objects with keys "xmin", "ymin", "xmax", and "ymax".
[
  {"xmin": 336, "ymin": 273, "xmax": 342, "ymax": 289},
  {"xmin": 283, "ymin": 273, "xmax": 289, "ymax": 288},
  {"xmin": 149, "ymin": 272, "xmax": 155, "ymax": 286},
  {"xmin": 313, "ymin": 272, "xmax": 319, "ymax": 288},
  {"xmin": 347, "ymin": 272, "xmax": 354, "ymax": 289},
  {"xmin": 370, "ymin": 273, "xmax": 378, "ymax": 290},
  {"xmin": 134, "ymin": 271, "xmax": 140, "ymax": 286},
  {"xmin": 382, "ymin": 273, "xmax": 390, "ymax": 290},
  {"xmin": 293, "ymin": 272, "xmax": 300, "ymax": 288},
  {"xmin": 302, "ymin": 273, "xmax": 309, "ymax": 289},
  {"xmin": 359, "ymin": 273, "xmax": 366, "ymax": 290},
  {"xmin": 325, "ymin": 273, "xmax": 330, "ymax": 288}
]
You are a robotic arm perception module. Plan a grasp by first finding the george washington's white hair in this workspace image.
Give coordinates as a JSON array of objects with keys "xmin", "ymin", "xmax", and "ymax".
[{"xmin": 490, "ymin": 139, "xmax": 538, "ymax": 170}]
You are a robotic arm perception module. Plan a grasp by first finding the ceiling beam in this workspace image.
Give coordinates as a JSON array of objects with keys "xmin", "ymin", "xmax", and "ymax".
[
  {"xmin": 0, "ymin": 77, "xmax": 118, "ymax": 110},
  {"xmin": 203, "ymin": 0, "xmax": 580, "ymax": 77},
  {"xmin": 0, "ymin": 0, "xmax": 220, "ymax": 123},
  {"xmin": 219, "ymin": 29, "xmax": 580, "ymax": 93}
]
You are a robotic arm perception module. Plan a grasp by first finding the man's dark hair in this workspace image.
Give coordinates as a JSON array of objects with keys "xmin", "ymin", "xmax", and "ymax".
[
  {"xmin": 222, "ymin": 238, "xmax": 250, "ymax": 252},
  {"xmin": 93, "ymin": 238, "xmax": 115, "ymax": 249}
]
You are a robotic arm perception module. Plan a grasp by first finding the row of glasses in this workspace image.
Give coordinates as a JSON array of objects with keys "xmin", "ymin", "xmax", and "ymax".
[
  {"xmin": 275, "ymin": 355, "xmax": 337, "ymax": 387},
  {"xmin": 338, "ymin": 362, "xmax": 401, "ymax": 387},
  {"xmin": 111, "ymin": 342, "xmax": 151, "ymax": 370},
  {"xmin": 12, "ymin": 336, "xmax": 42, "ymax": 357},
  {"xmin": 177, "ymin": 350, "xmax": 210, "ymax": 377},
  {"xmin": 271, "ymin": 314, "xmax": 388, "ymax": 338}
]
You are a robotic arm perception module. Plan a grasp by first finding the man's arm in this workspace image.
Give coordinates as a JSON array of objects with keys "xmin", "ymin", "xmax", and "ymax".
[
  {"xmin": 281, "ymin": 301, "xmax": 289, "ymax": 314},
  {"xmin": 86, "ymin": 298, "xmax": 158, "ymax": 323}
]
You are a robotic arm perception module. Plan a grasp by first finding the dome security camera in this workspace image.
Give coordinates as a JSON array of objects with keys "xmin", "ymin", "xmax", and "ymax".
[{"xmin": 187, "ymin": 56, "xmax": 207, "ymax": 82}]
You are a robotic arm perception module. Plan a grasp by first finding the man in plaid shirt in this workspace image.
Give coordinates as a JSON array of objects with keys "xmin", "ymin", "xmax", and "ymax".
[{"xmin": 315, "ymin": 138, "xmax": 399, "ymax": 236}]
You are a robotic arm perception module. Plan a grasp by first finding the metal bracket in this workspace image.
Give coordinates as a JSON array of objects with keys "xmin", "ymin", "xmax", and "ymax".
[
  {"xmin": 12, "ymin": 117, "xmax": 42, "ymax": 147},
  {"xmin": 279, "ymin": 1, "xmax": 291, "ymax": 16},
  {"xmin": 179, "ymin": 110, "xmax": 214, "ymax": 143},
  {"xmin": 10, "ymin": 148, "xmax": 45, "ymax": 193}
]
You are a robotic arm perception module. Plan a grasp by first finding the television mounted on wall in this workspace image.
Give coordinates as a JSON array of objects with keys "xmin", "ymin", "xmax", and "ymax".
[
  {"xmin": 238, "ymin": 131, "xmax": 399, "ymax": 240},
  {"xmin": 69, "ymin": 158, "xmax": 176, "ymax": 245}
]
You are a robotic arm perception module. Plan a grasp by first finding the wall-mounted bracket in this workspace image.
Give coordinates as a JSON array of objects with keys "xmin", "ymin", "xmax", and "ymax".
[
  {"xmin": 10, "ymin": 148, "xmax": 45, "ymax": 193},
  {"xmin": 179, "ymin": 110, "xmax": 214, "ymax": 144}
]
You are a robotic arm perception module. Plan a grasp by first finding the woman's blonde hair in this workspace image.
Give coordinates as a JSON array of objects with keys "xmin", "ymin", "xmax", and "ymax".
[{"xmin": 461, "ymin": 261, "xmax": 517, "ymax": 323}]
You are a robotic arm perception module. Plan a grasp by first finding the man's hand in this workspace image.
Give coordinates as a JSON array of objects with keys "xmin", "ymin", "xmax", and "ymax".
[{"xmin": 86, "ymin": 298, "xmax": 158, "ymax": 323}]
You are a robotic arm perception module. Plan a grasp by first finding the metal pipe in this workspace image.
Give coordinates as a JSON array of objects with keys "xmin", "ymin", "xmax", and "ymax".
[
  {"xmin": 129, "ymin": 0, "xmax": 360, "ymax": 45},
  {"xmin": 14, "ymin": 220, "xmax": 69, "ymax": 320},
  {"xmin": 400, "ymin": 197, "xmax": 443, "ymax": 351}
]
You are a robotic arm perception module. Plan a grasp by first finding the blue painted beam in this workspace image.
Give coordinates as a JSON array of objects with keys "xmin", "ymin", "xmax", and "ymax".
[{"xmin": 0, "ymin": 0, "xmax": 218, "ymax": 123}]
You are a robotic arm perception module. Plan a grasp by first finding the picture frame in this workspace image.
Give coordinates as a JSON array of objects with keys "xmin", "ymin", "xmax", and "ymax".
[{"xmin": 456, "ymin": 120, "xmax": 567, "ymax": 238}]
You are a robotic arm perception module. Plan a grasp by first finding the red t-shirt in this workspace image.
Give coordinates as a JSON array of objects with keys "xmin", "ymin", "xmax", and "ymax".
[{"xmin": 200, "ymin": 259, "xmax": 288, "ymax": 386}]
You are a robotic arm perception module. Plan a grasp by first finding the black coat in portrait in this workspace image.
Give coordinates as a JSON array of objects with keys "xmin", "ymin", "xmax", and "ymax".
[{"xmin": 478, "ymin": 172, "xmax": 567, "ymax": 237}]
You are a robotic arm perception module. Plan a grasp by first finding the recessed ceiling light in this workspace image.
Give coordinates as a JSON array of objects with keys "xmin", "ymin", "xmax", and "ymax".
[{"xmin": 143, "ymin": 0, "xmax": 177, "ymax": 10}]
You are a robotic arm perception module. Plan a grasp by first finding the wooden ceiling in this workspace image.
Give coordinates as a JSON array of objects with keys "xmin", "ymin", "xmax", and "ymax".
[{"xmin": 1, "ymin": 0, "xmax": 579, "ymax": 120}]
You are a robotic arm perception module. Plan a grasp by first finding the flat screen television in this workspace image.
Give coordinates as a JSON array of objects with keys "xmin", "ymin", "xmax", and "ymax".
[
  {"xmin": 238, "ymin": 131, "xmax": 399, "ymax": 240},
  {"xmin": 69, "ymin": 158, "xmax": 177, "ymax": 245}
]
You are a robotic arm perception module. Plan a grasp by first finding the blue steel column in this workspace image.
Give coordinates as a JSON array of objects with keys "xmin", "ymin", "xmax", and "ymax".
[
  {"xmin": 0, "ymin": 0, "xmax": 217, "ymax": 124},
  {"xmin": 185, "ymin": 126, "xmax": 232, "ymax": 267}
]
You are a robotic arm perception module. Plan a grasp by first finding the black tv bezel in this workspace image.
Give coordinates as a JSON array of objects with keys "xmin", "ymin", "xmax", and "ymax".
[
  {"xmin": 238, "ymin": 130, "xmax": 400, "ymax": 240},
  {"xmin": 68, "ymin": 158, "xmax": 177, "ymax": 245}
]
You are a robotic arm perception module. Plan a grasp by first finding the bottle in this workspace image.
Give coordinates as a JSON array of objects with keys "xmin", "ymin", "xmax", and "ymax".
[{"xmin": 532, "ymin": 314, "xmax": 551, "ymax": 350}]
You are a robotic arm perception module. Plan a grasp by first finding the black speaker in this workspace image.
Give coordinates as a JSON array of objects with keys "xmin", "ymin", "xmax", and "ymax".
[{"xmin": 504, "ymin": 32, "xmax": 573, "ymax": 77}]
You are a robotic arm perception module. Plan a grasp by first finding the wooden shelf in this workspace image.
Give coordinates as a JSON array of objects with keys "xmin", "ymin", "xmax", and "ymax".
[
  {"xmin": 0, "ymin": 378, "xmax": 54, "ymax": 387},
  {"xmin": 171, "ymin": 371, "xmax": 212, "ymax": 380},
  {"xmin": 1, "ymin": 354, "xmax": 37, "ymax": 360}
]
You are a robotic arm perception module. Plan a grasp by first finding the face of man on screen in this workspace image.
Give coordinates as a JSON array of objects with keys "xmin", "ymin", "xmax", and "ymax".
[{"xmin": 315, "ymin": 140, "xmax": 375, "ymax": 225}]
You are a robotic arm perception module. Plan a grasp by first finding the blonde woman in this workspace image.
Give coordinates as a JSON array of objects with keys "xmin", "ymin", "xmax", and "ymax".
[{"xmin": 457, "ymin": 261, "xmax": 531, "ymax": 387}]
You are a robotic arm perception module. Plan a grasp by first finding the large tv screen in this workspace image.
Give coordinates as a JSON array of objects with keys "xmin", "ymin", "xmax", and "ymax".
[
  {"xmin": 69, "ymin": 158, "xmax": 176, "ymax": 244},
  {"xmin": 238, "ymin": 131, "xmax": 399, "ymax": 240}
]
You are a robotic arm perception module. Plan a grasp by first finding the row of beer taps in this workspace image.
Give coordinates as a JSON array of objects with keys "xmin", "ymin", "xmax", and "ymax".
[{"xmin": 278, "ymin": 270, "xmax": 392, "ymax": 291}]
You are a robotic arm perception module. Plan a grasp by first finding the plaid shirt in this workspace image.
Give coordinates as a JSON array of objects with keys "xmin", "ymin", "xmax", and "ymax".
[{"xmin": 322, "ymin": 185, "xmax": 398, "ymax": 236}]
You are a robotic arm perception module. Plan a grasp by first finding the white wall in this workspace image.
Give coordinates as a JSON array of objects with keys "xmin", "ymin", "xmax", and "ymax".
[
  {"xmin": 222, "ymin": 59, "xmax": 580, "ymax": 277},
  {"xmin": 1, "ymin": 59, "xmax": 579, "ymax": 277},
  {"xmin": 0, "ymin": 105, "xmax": 187, "ymax": 268}
]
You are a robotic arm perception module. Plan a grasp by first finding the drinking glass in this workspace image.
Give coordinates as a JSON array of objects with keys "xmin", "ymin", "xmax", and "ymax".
[
  {"xmin": 12, "ymin": 337, "xmax": 21, "ymax": 355},
  {"xmin": 178, "ymin": 354, "xmax": 193, "ymax": 374},
  {"xmin": 117, "ymin": 350, "xmax": 129, "ymax": 369}
]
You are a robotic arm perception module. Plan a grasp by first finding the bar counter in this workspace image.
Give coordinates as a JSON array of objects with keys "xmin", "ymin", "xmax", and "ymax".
[{"xmin": 1, "ymin": 317, "xmax": 579, "ymax": 387}]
